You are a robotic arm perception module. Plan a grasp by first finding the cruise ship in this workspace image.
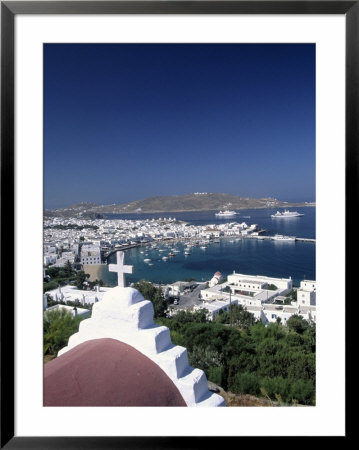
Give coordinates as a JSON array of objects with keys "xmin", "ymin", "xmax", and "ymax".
[
  {"xmin": 215, "ymin": 210, "xmax": 237, "ymax": 217},
  {"xmin": 271, "ymin": 210, "xmax": 304, "ymax": 218}
]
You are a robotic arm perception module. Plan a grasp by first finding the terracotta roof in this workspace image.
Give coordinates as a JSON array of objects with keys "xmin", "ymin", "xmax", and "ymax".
[{"xmin": 44, "ymin": 338, "xmax": 187, "ymax": 407}]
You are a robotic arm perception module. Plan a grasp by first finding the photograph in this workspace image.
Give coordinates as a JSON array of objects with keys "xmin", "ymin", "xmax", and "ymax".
[
  {"xmin": 42, "ymin": 43, "xmax": 317, "ymax": 408},
  {"xmin": 1, "ymin": 1, "xmax": 351, "ymax": 444}
]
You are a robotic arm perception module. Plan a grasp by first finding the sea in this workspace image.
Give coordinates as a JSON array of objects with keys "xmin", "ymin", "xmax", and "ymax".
[{"xmin": 87, "ymin": 207, "xmax": 315, "ymax": 287}]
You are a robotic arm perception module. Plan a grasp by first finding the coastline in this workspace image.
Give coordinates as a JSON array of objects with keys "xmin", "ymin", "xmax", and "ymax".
[
  {"xmin": 101, "ymin": 204, "xmax": 316, "ymax": 215},
  {"xmin": 45, "ymin": 204, "xmax": 316, "ymax": 217}
]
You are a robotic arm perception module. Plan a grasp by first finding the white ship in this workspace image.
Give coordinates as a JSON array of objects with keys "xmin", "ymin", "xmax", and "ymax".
[
  {"xmin": 271, "ymin": 210, "xmax": 304, "ymax": 218},
  {"xmin": 272, "ymin": 234, "xmax": 296, "ymax": 241},
  {"xmin": 215, "ymin": 210, "xmax": 237, "ymax": 217}
]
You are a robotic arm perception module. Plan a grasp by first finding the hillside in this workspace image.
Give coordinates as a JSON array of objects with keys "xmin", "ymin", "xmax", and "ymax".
[{"xmin": 44, "ymin": 193, "xmax": 313, "ymax": 217}]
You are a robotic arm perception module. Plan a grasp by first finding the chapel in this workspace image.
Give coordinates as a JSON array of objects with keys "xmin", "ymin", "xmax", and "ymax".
[{"xmin": 44, "ymin": 252, "xmax": 226, "ymax": 407}]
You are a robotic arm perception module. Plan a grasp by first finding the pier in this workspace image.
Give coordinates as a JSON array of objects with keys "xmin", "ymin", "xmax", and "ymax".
[
  {"xmin": 248, "ymin": 235, "xmax": 315, "ymax": 243},
  {"xmin": 295, "ymin": 237, "xmax": 316, "ymax": 243}
]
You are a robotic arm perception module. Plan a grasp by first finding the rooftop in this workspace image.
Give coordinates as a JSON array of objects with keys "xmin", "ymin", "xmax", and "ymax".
[{"xmin": 44, "ymin": 339, "xmax": 187, "ymax": 406}]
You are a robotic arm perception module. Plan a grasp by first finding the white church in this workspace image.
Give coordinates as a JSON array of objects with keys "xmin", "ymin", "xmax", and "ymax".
[{"xmin": 44, "ymin": 251, "xmax": 225, "ymax": 407}]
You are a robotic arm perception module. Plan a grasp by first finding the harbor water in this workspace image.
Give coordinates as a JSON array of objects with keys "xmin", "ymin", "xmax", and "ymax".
[{"xmin": 89, "ymin": 207, "xmax": 315, "ymax": 287}]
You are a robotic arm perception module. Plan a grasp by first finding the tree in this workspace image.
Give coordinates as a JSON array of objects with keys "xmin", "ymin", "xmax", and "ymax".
[
  {"xmin": 43, "ymin": 308, "xmax": 82, "ymax": 356},
  {"xmin": 75, "ymin": 270, "xmax": 89, "ymax": 290},
  {"xmin": 214, "ymin": 304, "xmax": 255, "ymax": 330},
  {"xmin": 46, "ymin": 266, "xmax": 61, "ymax": 278},
  {"xmin": 286, "ymin": 314, "xmax": 310, "ymax": 334},
  {"xmin": 155, "ymin": 307, "xmax": 315, "ymax": 404},
  {"xmin": 187, "ymin": 345, "xmax": 222, "ymax": 374},
  {"xmin": 214, "ymin": 309, "xmax": 229, "ymax": 324},
  {"xmin": 230, "ymin": 304, "xmax": 256, "ymax": 329},
  {"xmin": 64, "ymin": 260, "xmax": 73, "ymax": 277},
  {"xmin": 174, "ymin": 308, "xmax": 208, "ymax": 324},
  {"xmin": 134, "ymin": 280, "xmax": 167, "ymax": 318},
  {"xmin": 43, "ymin": 280, "xmax": 59, "ymax": 292}
]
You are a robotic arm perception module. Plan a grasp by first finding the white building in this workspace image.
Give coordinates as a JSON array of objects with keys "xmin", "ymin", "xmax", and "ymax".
[
  {"xmin": 80, "ymin": 243, "xmax": 101, "ymax": 265},
  {"xmin": 46, "ymin": 284, "xmax": 112, "ymax": 305},
  {"xmin": 209, "ymin": 271, "xmax": 223, "ymax": 287},
  {"xmin": 199, "ymin": 272, "xmax": 313, "ymax": 324},
  {"xmin": 164, "ymin": 283, "xmax": 182, "ymax": 298},
  {"xmin": 248, "ymin": 303, "xmax": 317, "ymax": 325},
  {"xmin": 53, "ymin": 251, "xmax": 75, "ymax": 267},
  {"xmin": 194, "ymin": 297, "xmax": 239, "ymax": 320},
  {"xmin": 44, "ymin": 254, "xmax": 57, "ymax": 265},
  {"xmin": 200, "ymin": 286, "xmax": 262, "ymax": 308},
  {"xmin": 227, "ymin": 272, "xmax": 293, "ymax": 294},
  {"xmin": 295, "ymin": 280, "xmax": 316, "ymax": 306},
  {"xmin": 45, "ymin": 304, "xmax": 90, "ymax": 318}
]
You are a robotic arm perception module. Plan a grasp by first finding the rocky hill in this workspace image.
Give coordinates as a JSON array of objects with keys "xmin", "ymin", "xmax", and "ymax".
[{"xmin": 44, "ymin": 193, "xmax": 313, "ymax": 218}]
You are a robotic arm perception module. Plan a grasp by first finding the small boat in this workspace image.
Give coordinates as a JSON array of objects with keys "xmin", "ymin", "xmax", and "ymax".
[
  {"xmin": 162, "ymin": 256, "xmax": 169, "ymax": 260},
  {"xmin": 168, "ymin": 252, "xmax": 175, "ymax": 257},
  {"xmin": 144, "ymin": 258, "xmax": 151, "ymax": 262},
  {"xmin": 184, "ymin": 250, "xmax": 191, "ymax": 255}
]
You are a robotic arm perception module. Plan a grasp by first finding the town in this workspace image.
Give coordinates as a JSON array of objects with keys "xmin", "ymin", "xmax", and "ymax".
[
  {"xmin": 44, "ymin": 215, "xmax": 266, "ymax": 268},
  {"xmin": 43, "ymin": 216, "xmax": 316, "ymax": 326}
]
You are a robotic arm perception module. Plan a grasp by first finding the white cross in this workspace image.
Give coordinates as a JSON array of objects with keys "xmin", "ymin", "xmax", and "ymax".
[{"xmin": 108, "ymin": 251, "xmax": 133, "ymax": 287}]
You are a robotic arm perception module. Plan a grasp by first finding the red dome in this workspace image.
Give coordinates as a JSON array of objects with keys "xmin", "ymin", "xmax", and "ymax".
[{"xmin": 44, "ymin": 338, "xmax": 187, "ymax": 406}]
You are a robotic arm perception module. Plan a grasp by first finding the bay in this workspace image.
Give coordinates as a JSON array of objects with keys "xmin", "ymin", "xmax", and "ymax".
[{"xmin": 90, "ymin": 207, "xmax": 315, "ymax": 287}]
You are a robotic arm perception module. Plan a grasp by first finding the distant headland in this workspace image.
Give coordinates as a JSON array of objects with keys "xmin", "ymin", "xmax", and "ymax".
[{"xmin": 44, "ymin": 193, "xmax": 315, "ymax": 219}]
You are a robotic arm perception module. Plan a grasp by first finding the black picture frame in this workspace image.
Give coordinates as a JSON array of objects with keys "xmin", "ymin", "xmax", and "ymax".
[{"xmin": 1, "ymin": 1, "xmax": 352, "ymax": 447}]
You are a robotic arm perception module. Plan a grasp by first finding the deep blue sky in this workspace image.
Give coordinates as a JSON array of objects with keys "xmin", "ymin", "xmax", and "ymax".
[{"xmin": 44, "ymin": 44, "xmax": 315, "ymax": 209}]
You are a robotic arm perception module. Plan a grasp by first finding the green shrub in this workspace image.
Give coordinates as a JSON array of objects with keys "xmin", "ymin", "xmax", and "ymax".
[
  {"xmin": 231, "ymin": 372, "xmax": 260, "ymax": 396},
  {"xmin": 290, "ymin": 379, "xmax": 315, "ymax": 405},
  {"xmin": 43, "ymin": 280, "xmax": 59, "ymax": 292},
  {"xmin": 43, "ymin": 308, "xmax": 83, "ymax": 357},
  {"xmin": 260, "ymin": 376, "xmax": 292, "ymax": 403},
  {"xmin": 188, "ymin": 345, "xmax": 222, "ymax": 373},
  {"xmin": 286, "ymin": 314, "xmax": 310, "ymax": 334},
  {"xmin": 208, "ymin": 366, "xmax": 225, "ymax": 387},
  {"xmin": 287, "ymin": 352, "xmax": 316, "ymax": 382}
]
